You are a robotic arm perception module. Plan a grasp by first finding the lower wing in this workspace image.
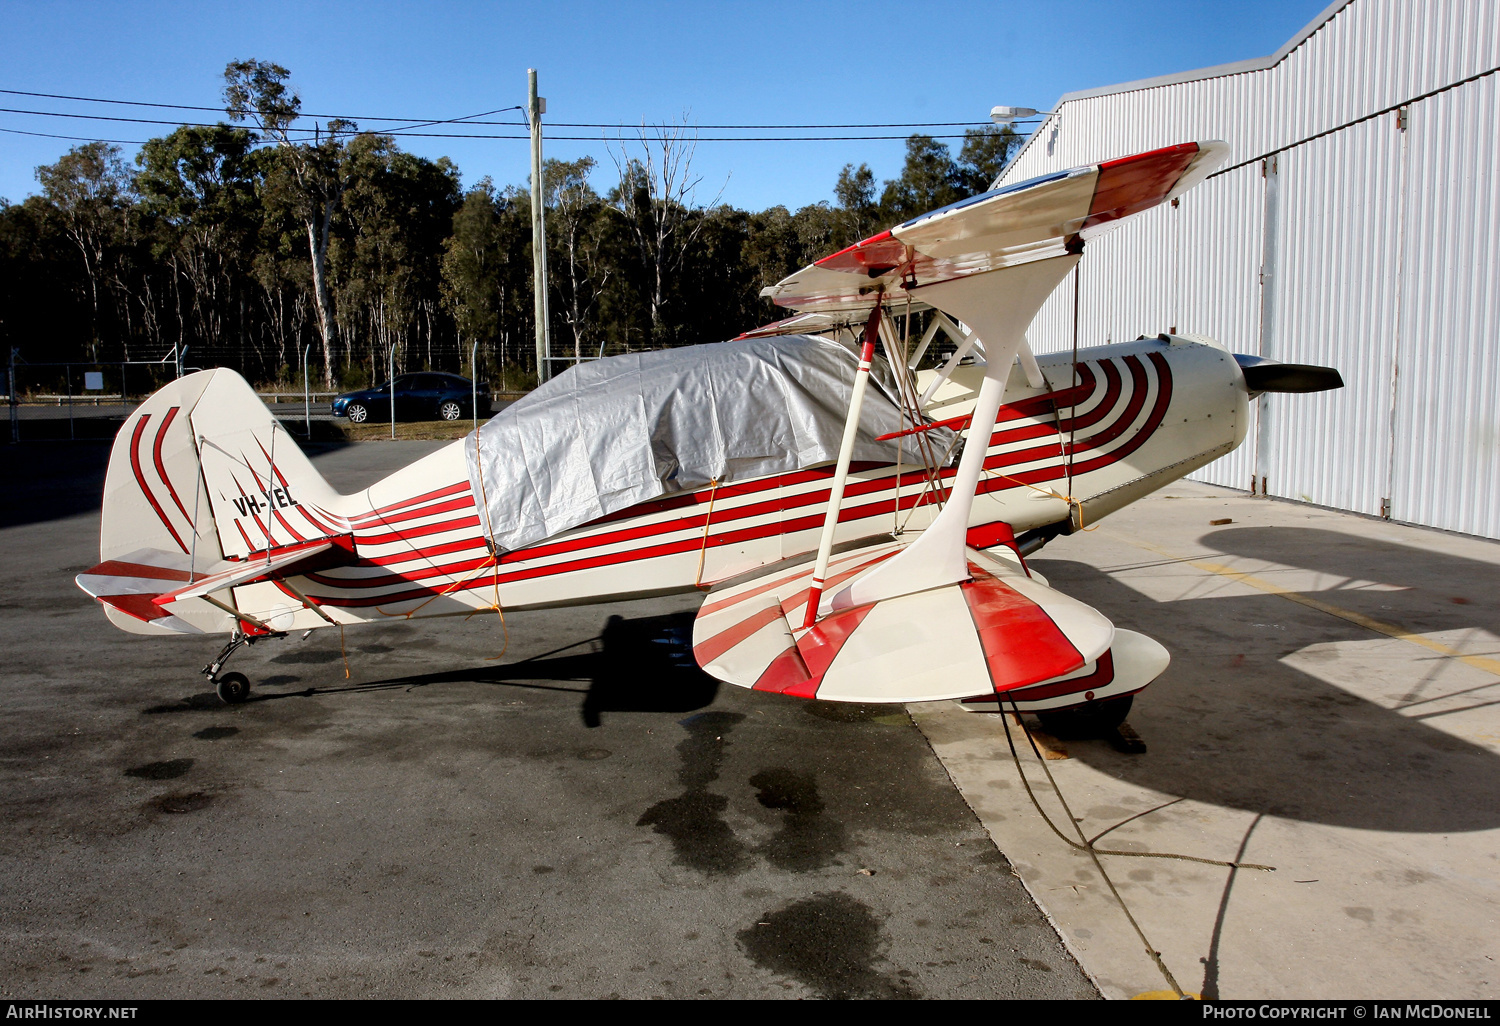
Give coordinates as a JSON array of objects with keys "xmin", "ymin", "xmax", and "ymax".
[{"xmin": 692, "ymin": 539, "xmax": 1119, "ymax": 704}]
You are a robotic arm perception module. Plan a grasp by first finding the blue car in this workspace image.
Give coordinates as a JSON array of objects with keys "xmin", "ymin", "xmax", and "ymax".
[{"xmin": 332, "ymin": 372, "xmax": 491, "ymax": 423}]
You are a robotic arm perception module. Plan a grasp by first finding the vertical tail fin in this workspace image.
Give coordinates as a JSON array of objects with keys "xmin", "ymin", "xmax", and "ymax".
[{"xmin": 88, "ymin": 369, "xmax": 346, "ymax": 635}]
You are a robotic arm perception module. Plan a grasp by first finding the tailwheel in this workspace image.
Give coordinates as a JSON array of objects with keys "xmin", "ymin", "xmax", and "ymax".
[{"xmin": 215, "ymin": 672, "xmax": 251, "ymax": 705}]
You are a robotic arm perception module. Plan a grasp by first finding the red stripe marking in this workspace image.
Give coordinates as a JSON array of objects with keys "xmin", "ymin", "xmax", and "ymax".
[
  {"xmin": 129, "ymin": 415, "xmax": 189, "ymax": 554},
  {"xmin": 361, "ymin": 536, "xmax": 489, "ymax": 568},
  {"xmin": 990, "ymin": 649, "xmax": 1116, "ymax": 703},
  {"xmin": 83, "ymin": 560, "xmax": 194, "ymax": 582},
  {"xmin": 152, "ymin": 407, "xmax": 194, "ymax": 524},
  {"xmin": 356, "ymin": 495, "xmax": 477, "ymax": 530},
  {"xmin": 251, "ymin": 439, "xmax": 306, "ymax": 543},
  {"xmin": 308, "ymin": 386, "xmax": 1149, "ymax": 601},
  {"xmin": 752, "ymin": 645, "xmax": 813, "ymax": 692},
  {"xmin": 961, "ymin": 565, "xmax": 1084, "ymax": 692},
  {"xmin": 692, "ymin": 602, "xmax": 788, "ymax": 667},
  {"xmin": 300, "ymin": 503, "xmax": 347, "ymax": 535},
  {"xmin": 813, "ymin": 229, "xmax": 905, "ymax": 273},
  {"xmin": 355, "ymin": 514, "xmax": 482, "ymax": 547},
  {"xmin": 97, "ymin": 592, "xmax": 170, "ymax": 623},
  {"xmin": 973, "ymin": 352, "xmax": 1171, "ymax": 499},
  {"xmin": 776, "ymin": 550, "xmax": 901, "ymax": 624},
  {"xmin": 233, "ymin": 473, "xmax": 274, "ymax": 548},
  {"xmin": 308, "ymin": 554, "xmax": 493, "ymax": 591},
  {"xmin": 1063, "ymin": 356, "xmax": 1148, "ymax": 456},
  {"xmin": 349, "ymin": 482, "xmax": 473, "ymax": 523},
  {"xmin": 1083, "ymin": 143, "xmax": 1199, "ymax": 231},
  {"xmin": 271, "ymin": 507, "xmax": 307, "ymax": 543},
  {"xmin": 1056, "ymin": 352, "xmax": 1172, "ymax": 475},
  {"xmin": 876, "ymin": 375, "xmax": 1097, "ymax": 441},
  {"xmin": 698, "ymin": 548, "xmax": 895, "ymax": 618},
  {"xmin": 775, "ymin": 603, "xmax": 878, "ymax": 698}
]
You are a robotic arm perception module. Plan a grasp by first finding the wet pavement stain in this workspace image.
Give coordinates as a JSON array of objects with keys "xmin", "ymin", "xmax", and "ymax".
[
  {"xmin": 750, "ymin": 768, "xmax": 847, "ymax": 872},
  {"xmin": 141, "ymin": 694, "xmax": 223, "ymax": 715},
  {"xmin": 269, "ymin": 649, "xmax": 346, "ymax": 665},
  {"xmin": 738, "ymin": 892, "xmax": 917, "ymax": 999},
  {"xmin": 124, "ymin": 759, "xmax": 194, "ymax": 780},
  {"xmin": 151, "ymin": 792, "xmax": 214, "ymax": 814},
  {"xmin": 193, "ymin": 727, "xmax": 239, "ymax": 741},
  {"xmin": 636, "ymin": 711, "xmax": 752, "ymax": 875}
]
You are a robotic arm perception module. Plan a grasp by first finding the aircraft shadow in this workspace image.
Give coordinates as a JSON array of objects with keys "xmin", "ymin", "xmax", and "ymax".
[
  {"xmin": 262, "ymin": 610, "xmax": 718, "ymax": 727},
  {"xmin": 0, "ymin": 441, "xmax": 111, "ymax": 529},
  {"xmin": 1028, "ymin": 535, "xmax": 1500, "ymax": 834},
  {"xmin": 1202, "ymin": 525, "xmax": 1499, "ymax": 624}
]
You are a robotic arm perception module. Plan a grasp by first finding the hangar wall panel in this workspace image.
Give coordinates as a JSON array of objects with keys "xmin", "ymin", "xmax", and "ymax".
[
  {"xmin": 1389, "ymin": 73, "xmax": 1500, "ymax": 537},
  {"xmin": 1003, "ymin": 0, "xmax": 1500, "ymax": 537}
]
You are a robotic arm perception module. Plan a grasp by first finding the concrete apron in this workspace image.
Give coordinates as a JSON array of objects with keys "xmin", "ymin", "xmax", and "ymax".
[{"xmin": 911, "ymin": 482, "xmax": 1500, "ymax": 1000}]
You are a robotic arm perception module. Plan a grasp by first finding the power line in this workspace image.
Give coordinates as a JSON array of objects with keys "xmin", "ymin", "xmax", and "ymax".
[
  {"xmin": 0, "ymin": 124, "xmax": 1024, "ymax": 144},
  {"xmin": 0, "ymin": 104, "xmax": 525, "ymax": 136},
  {"xmin": 0, "ymin": 126, "xmax": 147, "ymax": 144},
  {"xmin": 0, "ymin": 87, "xmax": 1002, "ymax": 130},
  {"xmin": 1, "ymin": 106, "xmax": 1040, "ymax": 143}
]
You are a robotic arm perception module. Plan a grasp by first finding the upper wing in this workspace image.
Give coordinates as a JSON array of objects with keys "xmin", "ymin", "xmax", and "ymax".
[
  {"xmin": 692, "ymin": 540, "xmax": 1113, "ymax": 703},
  {"xmin": 761, "ymin": 141, "xmax": 1229, "ymax": 314}
]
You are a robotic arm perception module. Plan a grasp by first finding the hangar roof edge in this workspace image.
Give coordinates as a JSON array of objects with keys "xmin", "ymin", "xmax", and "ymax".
[
  {"xmin": 1053, "ymin": 0, "xmax": 1354, "ymax": 106},
  {"xmin": 998, "ymin": 0, "xmax": 1355, "ymax": 181}
]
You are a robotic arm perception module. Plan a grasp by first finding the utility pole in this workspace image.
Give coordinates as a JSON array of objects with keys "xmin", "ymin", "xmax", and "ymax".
[{"xmin": 528, "ymin": 69, "xmax": 551, "ymax": 385}]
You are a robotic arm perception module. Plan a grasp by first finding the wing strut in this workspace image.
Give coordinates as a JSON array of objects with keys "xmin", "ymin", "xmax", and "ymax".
[
  {"xmin": 802, "ymin": 303, "xmax": 885, "ymax": 629},
  {"xmin": 826, "ymin": 254, "xmax": 1080, "ymax": 614}
]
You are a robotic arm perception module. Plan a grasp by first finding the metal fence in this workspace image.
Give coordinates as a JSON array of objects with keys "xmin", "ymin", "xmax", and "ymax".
[{"xmin": 4, "ymin": 352, "xmax": 526, "ymax": 442}]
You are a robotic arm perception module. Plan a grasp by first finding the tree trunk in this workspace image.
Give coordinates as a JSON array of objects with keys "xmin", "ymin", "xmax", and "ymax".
[{"xmin": 305, "ymin": 211, "xmax": 337, "ymax": 389}]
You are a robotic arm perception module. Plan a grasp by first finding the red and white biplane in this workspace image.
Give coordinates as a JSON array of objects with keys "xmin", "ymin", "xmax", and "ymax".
[{"xmin": 78, "ymin": 140, "xmax": 1341, "ymax": 729}]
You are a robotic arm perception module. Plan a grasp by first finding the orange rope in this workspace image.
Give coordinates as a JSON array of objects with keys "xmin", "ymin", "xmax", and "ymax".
[
  {"xmin": 694, "ymin": 478, "xmax": 720, "ymax": 589},
  {"xmin": 981, "ymin": 465, "xmax": 1097, "ymax": 531}
]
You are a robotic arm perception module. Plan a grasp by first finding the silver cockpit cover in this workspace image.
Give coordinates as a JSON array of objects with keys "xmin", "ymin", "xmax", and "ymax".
[{"xmin": 463, "ymin": 334, "xmax": 951, "ymax": 553}]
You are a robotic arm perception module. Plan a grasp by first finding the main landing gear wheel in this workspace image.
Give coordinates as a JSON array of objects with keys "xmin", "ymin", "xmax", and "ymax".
[
  {"xmin": 346, "ymin": 403, "xmax": 369, "ymax": 423},
  {"xmin": 1036, "ymin": 694, "xmax": 1133, "ymax": 738},
  {"xmin": 215, "ymin": 672, "xmax": 251, "ymax": 704},
  {"xmin": 438, "ymin": 400, "xmax": 462, "ymax": 421}
]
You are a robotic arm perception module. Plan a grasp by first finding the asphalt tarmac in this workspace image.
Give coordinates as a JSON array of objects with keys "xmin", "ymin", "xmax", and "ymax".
[{"xmin": 0, "ymin": 440, "xmax": 1096, "ymax": 1000}]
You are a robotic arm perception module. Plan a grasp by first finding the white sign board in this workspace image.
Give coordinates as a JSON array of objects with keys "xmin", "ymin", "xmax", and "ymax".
[{"xmin": 84, "ymin": 372, "xmax": 104, "ymax": 390}]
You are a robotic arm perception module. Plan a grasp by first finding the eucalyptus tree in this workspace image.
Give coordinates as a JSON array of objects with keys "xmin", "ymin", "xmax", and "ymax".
[
  {"xmin": 608, "ymin": 122, "xmax": 723, "ymax": 348},
  {"xmin": 134, "ymin": 124, "xmax": 264, "ymax": 369},
  {"xmin": 956, "ymin": 124, "xmax": 1022, "ymax": 193},
  {"xmin": 224, "ymin": 58, "xmax": 353, "ymax": 386},
  {"xmin": 332, "ymin": 133, "xmax": 461, "ymax": 380},
  {"xmin": 879, "ymin": 135, "xmax": 967, "ymax": 224},
  {"xmin": 834, "ymin": 163, "xmax": 879, "ymax": 244},
  {"xmin": 34, "ymin": 142, "xmax": 133, "ymax": 360},
  {"xmin": 544, "ymin": 156, "xmax": 614, "ymax": 364},
  {"xmin": 441, "ymin": 178, "xmax": 538, "ymax": 387}
]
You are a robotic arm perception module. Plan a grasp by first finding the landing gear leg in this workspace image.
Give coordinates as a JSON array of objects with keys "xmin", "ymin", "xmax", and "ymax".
[{"xmin": 202, "ymin": 629, "xmax": 271, "ymax": 704}]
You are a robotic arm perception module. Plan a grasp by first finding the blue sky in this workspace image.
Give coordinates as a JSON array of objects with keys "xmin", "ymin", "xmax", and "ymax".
[{"xmin": 1, "ymin": 0, "xmax": 1330, "ymax": 211}]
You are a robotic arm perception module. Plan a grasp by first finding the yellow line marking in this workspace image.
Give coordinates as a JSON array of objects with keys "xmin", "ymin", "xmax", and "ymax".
[{"xmin": 1103, "ymin": 531, "xmax": 1500, "ymax": 680}]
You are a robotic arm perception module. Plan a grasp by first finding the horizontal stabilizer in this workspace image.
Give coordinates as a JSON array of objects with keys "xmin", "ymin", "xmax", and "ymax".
[
  {"xmin": 693, "ymin": 542, "xmax": 1112, "ymax": 703},
  {"xmin": 77, "ymin": 549, "xmax": 210, "ymax": 635},
  {"xmin": 154, "ymin": 535, "xmax": 356, "ymax": 604}
]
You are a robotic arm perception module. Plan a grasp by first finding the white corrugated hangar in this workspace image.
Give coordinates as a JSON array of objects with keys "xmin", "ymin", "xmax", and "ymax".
[{"xmin": 999, "ymin": 0, "xmax": 1499, "ymax": 539}]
